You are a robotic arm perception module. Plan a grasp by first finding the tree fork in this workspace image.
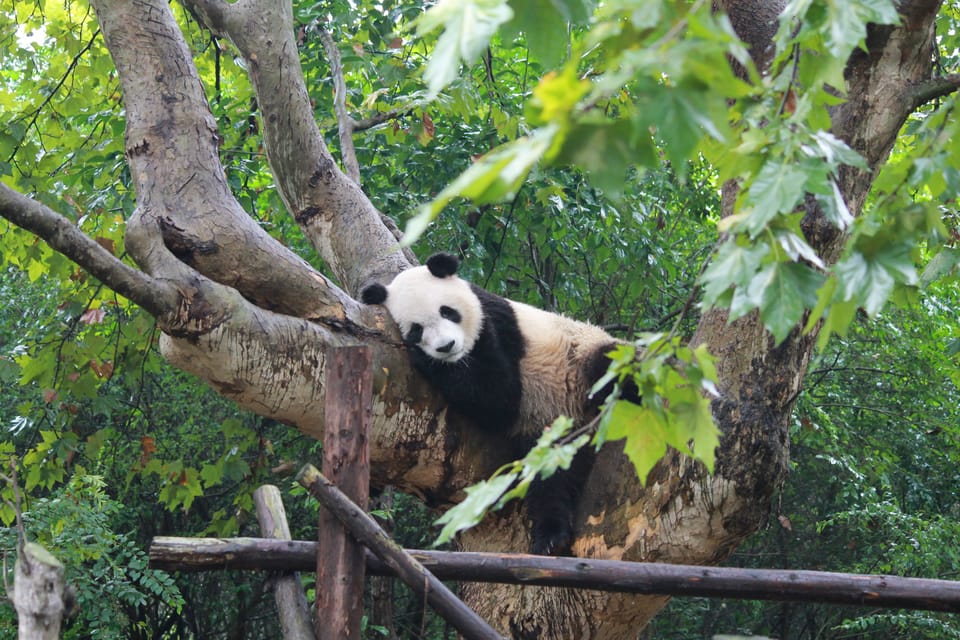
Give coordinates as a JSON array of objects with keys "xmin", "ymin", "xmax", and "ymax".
[{"xmin": 150, "ymin": 536, "xmax": 960, "ymax": 614}]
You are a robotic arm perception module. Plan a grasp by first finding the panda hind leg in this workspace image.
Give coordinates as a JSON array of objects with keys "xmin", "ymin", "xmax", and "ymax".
[{"xmin": 525, "ymin": 446, "xmax": 594, "ymax": 556}]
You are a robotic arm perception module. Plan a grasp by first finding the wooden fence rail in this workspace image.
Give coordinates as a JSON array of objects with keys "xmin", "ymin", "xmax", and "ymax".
[{"xmin": 150, "ymin": 536, "xmax": 960, "ymax": 613}]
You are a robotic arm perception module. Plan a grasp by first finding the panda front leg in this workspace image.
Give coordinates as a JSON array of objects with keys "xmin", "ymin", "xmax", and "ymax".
[{"xmin": 525, "ymin": 445, "xmax": 594, "ymax": 556}]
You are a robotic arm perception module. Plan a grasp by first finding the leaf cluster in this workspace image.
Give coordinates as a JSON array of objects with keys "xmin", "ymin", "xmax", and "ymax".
[{"xmin": 595, "ymin": 335, "xmax": 720, "ymax": 485}]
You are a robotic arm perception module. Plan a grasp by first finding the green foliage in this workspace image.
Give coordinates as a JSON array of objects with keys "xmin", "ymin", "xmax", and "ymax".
[
  {"xmin": 596, "ymin": 335, "xmax": 720, "ymax": 484},
  {"xmin": 407, "ymin": 0, "xmax": 959, "ymax": 354},
  {"xmin": 414, "ymin": 0, "xmax": 514, "ymax": 97},
  {"xmin": 2, "ymin": 0, "xmax": 959, "ymax": 635},
  {"xmin": 0, "ymin": 475, "xmax": 184, "ymax": 639},
  {"xmin": 647, "ymin": 285, "xmax": 960, "ymax": 639},
  {"xmin": 435, "ymin": 333, "xmax": 721, "ymax": 543}
]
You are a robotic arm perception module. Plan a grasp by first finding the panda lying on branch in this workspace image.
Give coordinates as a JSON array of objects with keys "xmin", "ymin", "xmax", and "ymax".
[{"xmin": 362, "ymin": 252, "xmax": 631, "ymax": 556}]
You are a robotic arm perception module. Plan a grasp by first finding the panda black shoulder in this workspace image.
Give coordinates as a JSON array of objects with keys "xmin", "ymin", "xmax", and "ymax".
[{"xmin": 469, "ymin": 284, "xmax": 526, "ymax": 359}]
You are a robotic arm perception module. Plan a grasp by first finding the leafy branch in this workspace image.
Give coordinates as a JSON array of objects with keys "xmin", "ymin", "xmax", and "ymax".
[{"xmin": 0, "ymin": 183, "xmax": 178, "ymax": 317}]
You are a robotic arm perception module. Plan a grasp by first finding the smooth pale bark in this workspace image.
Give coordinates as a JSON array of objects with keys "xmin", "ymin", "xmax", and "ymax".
[{"xmin": 0, "ymin": 0, "xmax": 949, "ymax": 637}]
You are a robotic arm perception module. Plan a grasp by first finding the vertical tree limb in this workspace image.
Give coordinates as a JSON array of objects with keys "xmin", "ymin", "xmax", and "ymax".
[
  {"xmin": 318, "ymin": 29, "xmax": 362, "ymax": 186},
  {"xmin": 12, "ymin": 543, "xmax": 68, "ymax": 640}
]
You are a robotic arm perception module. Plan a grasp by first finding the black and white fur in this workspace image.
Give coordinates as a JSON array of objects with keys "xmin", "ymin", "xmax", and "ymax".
[{"xmin": 361, "ymin": 253, "xmax": 620, "ymax": 555}]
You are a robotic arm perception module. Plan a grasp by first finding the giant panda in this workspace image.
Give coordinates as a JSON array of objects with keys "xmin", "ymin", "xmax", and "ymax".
[{"xmin": 361, "ymin": 252, "xmax": 625, "ymax": 555}]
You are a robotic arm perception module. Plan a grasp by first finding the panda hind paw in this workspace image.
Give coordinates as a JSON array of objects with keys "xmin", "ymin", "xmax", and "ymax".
[{"xmin": 530, "ymin": 523, "xmax": 574, "ymax": 557}]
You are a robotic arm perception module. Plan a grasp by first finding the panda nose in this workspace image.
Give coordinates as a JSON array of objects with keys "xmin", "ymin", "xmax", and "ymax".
[{"xmin": 436, "ymin": 340, "xmax": 456, "ymax": 354}]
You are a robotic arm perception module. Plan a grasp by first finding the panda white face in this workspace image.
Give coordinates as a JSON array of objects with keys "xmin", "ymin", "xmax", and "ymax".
[{"xmin": 374, "ymin": 263, "xmax": 483, "ymax": 363}]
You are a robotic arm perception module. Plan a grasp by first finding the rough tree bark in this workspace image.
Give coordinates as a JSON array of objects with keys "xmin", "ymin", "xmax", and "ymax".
[{"xmin": 0, "ymin": 0, "xmax": 955, "ymax": 637}]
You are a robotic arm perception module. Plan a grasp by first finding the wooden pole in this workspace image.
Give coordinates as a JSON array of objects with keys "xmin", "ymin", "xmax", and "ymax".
[
  {"xmin": 13, "ymin": 542, "xmax": 68, "ymax": 640},
  {"xmin": 253, "ymin": 485, "xmax": 315, "ymax": 640},
  {"xmin": 151, "ymin": 536, "xmax": 960, "ymax": 614},
  {"xmin": 297, "ymin": 465, "xmax": 506, "ymax": 640},
  {"xmin": 317, "ymin": 345, "xmax": 372, "ymax": 640}
]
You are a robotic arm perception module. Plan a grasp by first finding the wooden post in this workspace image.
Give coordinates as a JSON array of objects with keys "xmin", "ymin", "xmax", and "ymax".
[
  {"xmin": 13, "ymin": 542, "xmax": 69, "ymax": 639},
  {"xmin": 254, "ymin": 485, "xmax": 316, "ymax": 640},
  {"xmin": 317, "ymin": 345, "xmax": 372, "ymax": 640}
]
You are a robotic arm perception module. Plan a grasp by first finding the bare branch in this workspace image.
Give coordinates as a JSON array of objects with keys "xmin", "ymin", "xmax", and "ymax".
[
  {"xmin": 353, "ymin": 108, "xmax": 414, "ymax": 131},
  {"xmin": 0, "ymin": 183, "xmax": 178, "ymax": 317},
  {"xmin": 319, "ymin": 28, "xmax": 362, "ymax": 186},
  {"xmin": 312, "ymin": 29, "xmax": 417, "ymax": 265}
]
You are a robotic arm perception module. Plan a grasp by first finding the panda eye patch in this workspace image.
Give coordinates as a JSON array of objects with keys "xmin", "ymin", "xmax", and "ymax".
[
  {"xmin": 439, "ymin": 306, "xmax": 462, "ymax": 323},
  {"xmin": 406, "ymin": 323, "xmax": 423, "ymax": 344}
]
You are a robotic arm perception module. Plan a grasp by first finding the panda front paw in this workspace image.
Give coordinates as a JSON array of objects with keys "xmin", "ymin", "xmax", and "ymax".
[{"xmin": 530, "ymin": 519, "xmax": 574, "ymax": 557}]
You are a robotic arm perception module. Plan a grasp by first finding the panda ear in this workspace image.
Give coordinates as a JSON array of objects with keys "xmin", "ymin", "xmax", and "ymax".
[
  {"xmin": 426, "ymin": 253, "xmax": 460, "ymax": 278},
  {"xmin": 360, "ymin": 283, "xmax": 388, "ymax": 305}
]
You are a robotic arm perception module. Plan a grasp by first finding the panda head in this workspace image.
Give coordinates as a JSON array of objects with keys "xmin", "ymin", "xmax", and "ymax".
[{"xmin": 361, "ymin": 253, "xmax": 483, "ymax": 363}]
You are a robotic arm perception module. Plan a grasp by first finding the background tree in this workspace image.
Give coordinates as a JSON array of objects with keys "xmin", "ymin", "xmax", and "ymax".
[{"xmin": 1, "ymin": 0, "xmax": 958, "ymax": 638}]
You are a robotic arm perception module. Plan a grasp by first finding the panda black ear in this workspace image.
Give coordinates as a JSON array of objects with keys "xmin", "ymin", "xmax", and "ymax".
[
  {"xmin": 360, "ymin": 283, "xmax": 388, "ymax": 305},
  {"xmin": 426, "ymin": 253, "xmax": 460, "ymax": 278}
]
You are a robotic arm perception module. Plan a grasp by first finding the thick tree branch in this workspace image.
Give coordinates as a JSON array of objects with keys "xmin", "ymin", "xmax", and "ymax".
[
  {"xmin": 910, "ymin": 73, "xmax": 960, "ymax": 109},
  {"xmin": 89, "ymin": 0, "xmax": 347, "ymax": 323},
  {"xmin": 182, "ymin": 0, "xmax": 409, "ymax": 294},
  {"xmin": 0, "ymin": 183, "xmax": 178, "ymax": 318}
]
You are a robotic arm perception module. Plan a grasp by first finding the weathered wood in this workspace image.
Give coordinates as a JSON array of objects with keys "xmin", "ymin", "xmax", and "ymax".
[
  {"xmin": 296, "ymin": 464, "xmax": 505, "ymax": 640},
  {"xmin": 150, "ymin": 536, "xmax": 960, "ymax": 614},
  {"xmin": 317, "ymin": 346, "xmax": 372, "ymax": 640},
  {"xmin": 253, "ymin": 485, "xmax": 316, "ymax": 640},
  {"xmin": 13, "ymin": 542, "xmax": 68, "ymax": 640}
]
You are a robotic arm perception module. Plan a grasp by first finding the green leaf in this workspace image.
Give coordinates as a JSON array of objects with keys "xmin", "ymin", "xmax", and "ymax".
[
  {"xmin": 743, "ymin": 160, "xmax": 808, "ymax": 236},
  {"xmin": 700, "ymin": 239, "xmax": 770, "ymax": 308},
  {"xmin": 808, "ymin": 172, "xmax": 854, "ymax": 230},
  {"xmin": 921, "ymin": 248, "xmax": 960, "ymax": 286},
  {"xmin": 751, "ymin": 261, "xmax": 825, "ymax": 344},
  {"xmin": 644, "ymin": 83, "xmax": 730, "ymax": 170},
  {"xmin": 605, "ymin": 400, "xmax": 668, "ymax": 486},
  {"xmin": 528, "ymin": 67, "xmax": 591, "ymax": 126},
  {"xmin": 774, "ymin": 230, "xmax": 825, "ymax": 268},
  {"xmin": 553, "ymin": 120, "xmax": 649, "ymax": 197},
  {"xmin": 669, "ymin": 397, "xmax": 720, "ymax": 473},
  {"xmin": 804, "ymin": 130, "xmax": 868, "ymax": 169},
  {"xmin": 835, "ymin": 244, "xmax": 916, "ymax": 318},
  {"xmin": 415, "ymin": 0, "xmax": 514, "ymax": 96},
  {"xmin": 405, "ymin": 124, "xmax": 560, "ymax": 244},
  {"xmin": 434, "ymin": 472, "xmax": 518, "ymax": 545},
  {"xmin": 827, "ymin": 0, "xmax": 899, "ymax": 58},
  {"xmin": 507, "ymin": 0, "xmax": 569, "ymax": 68}
]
